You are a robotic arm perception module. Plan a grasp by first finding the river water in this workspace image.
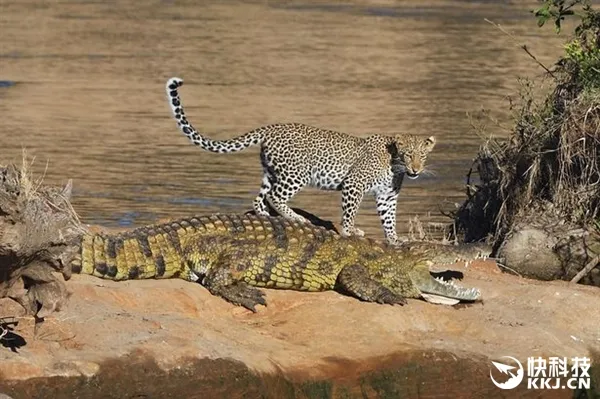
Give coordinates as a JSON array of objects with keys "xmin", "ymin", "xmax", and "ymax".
[{"xmin": 1, "ymin": 0, "xmax": 567, "ymax": 239}]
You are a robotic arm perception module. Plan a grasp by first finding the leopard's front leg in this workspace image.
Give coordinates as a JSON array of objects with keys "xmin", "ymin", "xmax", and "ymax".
[
  {"xmin": 341, "ymin": 182, "xmax": 365, "ymax": 237},
  {"xmin": 375, "ymin": 189, "xmax": 403, "ymax": 246}
]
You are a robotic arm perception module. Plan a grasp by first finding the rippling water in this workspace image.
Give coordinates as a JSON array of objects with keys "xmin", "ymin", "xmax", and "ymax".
[{"xmin": 0, "ymin": 0, "xmax": 567, "ymax": 239}]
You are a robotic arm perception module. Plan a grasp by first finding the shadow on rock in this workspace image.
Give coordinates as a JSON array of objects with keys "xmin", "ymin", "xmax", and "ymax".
[
  {"xmin": 0, "ymin": 318, "xmax": 26, "ymax": 353},
  {"xmin": 244, "ymin": 206, "xmax": 339, "ymax": 233}
]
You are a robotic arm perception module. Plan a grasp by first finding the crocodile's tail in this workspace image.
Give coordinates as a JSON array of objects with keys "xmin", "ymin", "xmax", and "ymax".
[
  {"xmin": 166, "ymin": 77, "xmax": 264, "ymax": 153},
  {"xmin": 70, "ymin": 224, "xmax": 192, "ymax": 281}
]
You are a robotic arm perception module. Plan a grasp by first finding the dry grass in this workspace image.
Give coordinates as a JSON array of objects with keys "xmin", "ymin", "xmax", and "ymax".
[
  {"xmin": 454, "ymin": 59, "xmax": 600, "ymax": 265},
  {"xmin": 18, "ymin": 149, "xmax": 47, "ymax": 201},
  {"xmin": 407, "ymin": 214, "xmax": 456, "ymax": 244},
  {"xmin": 7, "ymin": 150, "xmax": 86, "ymax": 236},
  {"xmin": 455, "ymin": 80, "xmax": 600, "ymax": 243}
]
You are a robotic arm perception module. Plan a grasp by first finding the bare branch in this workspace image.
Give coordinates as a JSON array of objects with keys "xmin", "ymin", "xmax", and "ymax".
[{"xmin": 484, "ymin": 18, "xmax": 557, "ymax": 78}]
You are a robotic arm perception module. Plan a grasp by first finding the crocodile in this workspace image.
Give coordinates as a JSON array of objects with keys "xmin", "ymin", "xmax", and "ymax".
[{"xmin": 67, "ymin": 214, "xmax": 486, "ymax": 310}]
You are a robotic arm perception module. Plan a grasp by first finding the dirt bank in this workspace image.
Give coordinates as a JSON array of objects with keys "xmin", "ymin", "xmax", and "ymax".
[{"xmin": 0, "ymin": 257, "xmax": 599, "ymax": 398}]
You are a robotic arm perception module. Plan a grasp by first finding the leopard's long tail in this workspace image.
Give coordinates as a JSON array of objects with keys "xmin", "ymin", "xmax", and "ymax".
[{"xmin": 166, "ymin": 77, "xmax": 264, "ymax": 153}]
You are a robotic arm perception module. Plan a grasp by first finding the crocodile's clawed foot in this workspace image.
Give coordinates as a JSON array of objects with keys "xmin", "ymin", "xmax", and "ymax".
[
  {"xmin": 216, "ymin": 283, "xmax": 267, "ymax": 312},
  {"xmin": 373, "ymin": 287, "xmax": 407, "ymax": 306},
  {"xmin": 238, "ymin": 287, "xmax": 267, "ymax": 313}
]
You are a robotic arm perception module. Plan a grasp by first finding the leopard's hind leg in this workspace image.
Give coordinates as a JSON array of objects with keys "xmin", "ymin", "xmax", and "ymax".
[
  {"xmin": 253, "ymin": 151, "xmax": 277, "ymax": 216},
  {"xmin": 253, "ymin": 172, "xmax": 273, "ymax": 216},
  {"xmin": 265, "ymin": 174, "xmax": 309, "ymax": 223}
]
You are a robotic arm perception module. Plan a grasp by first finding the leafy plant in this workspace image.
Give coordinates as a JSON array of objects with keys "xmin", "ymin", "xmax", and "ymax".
[
  {"xmin": 532, "ymin": 1, "xmax": 600, "ymax": 88},
  {"xmin": 564, "ymin": 38, "xmax": 600, "ymax": 86},
  {"xmin": 532, "ymin": 0, "xmax": 587, "ymax": 33}
]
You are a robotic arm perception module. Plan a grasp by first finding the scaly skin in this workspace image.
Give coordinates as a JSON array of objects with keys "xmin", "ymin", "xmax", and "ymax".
[
  {"xmin": 398, "ymin": 241, "xmax": 491, "ymax": 268},
  {"xmin": 70, "ymin": 214, "xmax": 483, "ymax": 311}
]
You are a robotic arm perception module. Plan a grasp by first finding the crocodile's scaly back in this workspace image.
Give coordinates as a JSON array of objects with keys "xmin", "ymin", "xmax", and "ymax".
[
  {"xmin": 72, "ymin": 223, "xmax": 196, "ymax": 281},
  {"xmin": 72, "ymin": 214, "xmax": 346, "ymax": 283},
  {"xmin": 71, "ymin": 214, "xmax": 482, "ymax": 310}
]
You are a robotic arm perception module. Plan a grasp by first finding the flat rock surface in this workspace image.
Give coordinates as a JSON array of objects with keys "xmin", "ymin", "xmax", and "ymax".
[{"xmin": 0, "ymin": 259, "xmax": 599, "ymax": 398}]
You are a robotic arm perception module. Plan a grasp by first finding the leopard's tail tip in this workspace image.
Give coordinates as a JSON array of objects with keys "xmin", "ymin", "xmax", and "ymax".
[{"xmin": 167, "ymin": 77, "xmax": 184, "ymax": 89}]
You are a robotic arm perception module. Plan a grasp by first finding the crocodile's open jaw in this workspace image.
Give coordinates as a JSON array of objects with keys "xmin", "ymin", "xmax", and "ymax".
[
  {"xmin": 420, "ymin": 294, "xmax": 461, "ymax": 305},
  {"xmin": 416, "ymin": 275, "xmax": 481, "ymax": 305}
]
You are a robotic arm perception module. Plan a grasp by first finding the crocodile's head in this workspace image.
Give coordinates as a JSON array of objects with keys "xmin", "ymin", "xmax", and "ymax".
[{"xmin": 409, "ymin": 262, "xmax": 482, "ymax": 305}]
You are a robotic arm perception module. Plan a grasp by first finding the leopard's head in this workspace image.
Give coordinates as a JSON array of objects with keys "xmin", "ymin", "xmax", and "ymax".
[{"xmin": 393, "ymin": 135, "xmax": 436, "ymax": 179}]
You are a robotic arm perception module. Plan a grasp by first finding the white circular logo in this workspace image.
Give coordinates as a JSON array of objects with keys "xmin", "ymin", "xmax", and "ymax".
[{"xmin": 490, "ymin": 356, "xmax": 524, "ymax": 390}]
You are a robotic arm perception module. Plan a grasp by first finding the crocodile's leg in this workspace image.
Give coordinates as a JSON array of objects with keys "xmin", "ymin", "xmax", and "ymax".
[
  {"xmin": 336, "ymin": 264, "xmax": 407, "ymax": 305},
  {"xmin": 201, "ymin": 259, "xmax": 267, "ymax": 312}
]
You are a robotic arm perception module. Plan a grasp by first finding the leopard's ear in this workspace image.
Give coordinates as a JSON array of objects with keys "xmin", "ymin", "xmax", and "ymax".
[{"xmin": 424, "ymin": 136, "xmax": 436, "ymax": 152}]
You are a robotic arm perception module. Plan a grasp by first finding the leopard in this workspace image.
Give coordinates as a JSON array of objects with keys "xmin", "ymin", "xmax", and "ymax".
[{"xmin": 165, "ymin": 77, "xmax": 436, "ymax": 245}]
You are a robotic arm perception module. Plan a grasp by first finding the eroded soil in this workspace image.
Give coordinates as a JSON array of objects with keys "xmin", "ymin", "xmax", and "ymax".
[{"xmin": 0, "ymin": 258, "xmax": 598, "ymax": 398}]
